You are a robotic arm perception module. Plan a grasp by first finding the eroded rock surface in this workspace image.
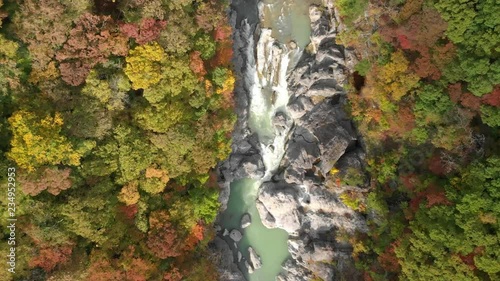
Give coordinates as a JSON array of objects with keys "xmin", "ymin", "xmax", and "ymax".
[{"xmin": 254, "ymin": 3, "xmax": 368, "ymax": 281}]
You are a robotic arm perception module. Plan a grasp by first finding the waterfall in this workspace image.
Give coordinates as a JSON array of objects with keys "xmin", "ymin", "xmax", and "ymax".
[{"xmin": 249, "ymin": 28, "xmax": 296, "ymax": 181}]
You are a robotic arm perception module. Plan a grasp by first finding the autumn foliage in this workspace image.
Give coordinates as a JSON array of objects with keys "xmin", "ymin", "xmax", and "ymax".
[
  {"xmin": 1, "ymin": 0, "xmax": 234, "ymax": 280},
  {"xmin": 336, "ymin": 0, "xmax": 500, "ymax": 279},
  {"xmin": 120, "ymin": 18, "xmax": 167, "ymax": 45},
  {"xmin": 19, "ymin": 167, "xmax": 72, "ymax": 196},
  {"xmin": 146, "ymin": 210, "xmax": 183, "ymax": 259},
  {"xmin": 56, "ymin": 13, "xmax": 129, "ymax": 86},
  {"xmin": 29, "ymin": 245, "xmax": 73, "ymax": 272}
]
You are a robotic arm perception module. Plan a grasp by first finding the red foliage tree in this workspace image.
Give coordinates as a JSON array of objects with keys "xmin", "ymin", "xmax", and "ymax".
[
  {"xmin": 56, "ymin": 13, "xmax": 129, "ymax": 86},
  {"xmin": 377, "ymin": 242, "xmax": 401, "ymax": 273},
  {"xmin": 447, "ymin": 82, "xmax": 463, "ymax": 103},
  {"xmin": 209, "ymin": 21, "xmax": 233, "ymax": 68},
  {"xmin": 211, "ymin": 42, "xmax": 233, "ymax": 67},
  {"xmin": 387, "ymin": 105, "xmax": 415, "ymax": 137},
  {"xmin": 380, "ymin": 8, "xmax": 448, "ymax": 80},
  {"xmin": 147, "ymin": 211, "xmax": 183, "ymax": 259},
  {"xmin": 428, "ymin": 154, "xmax": 447, "ymax": 176},
  {"xmin": 460, "ymin": 93, "xmax": 482, "ymax": 111},
  {"xmin": 214, "ymin": 23, "xmax": 232, "ymax": 42},
  {"xmin": 163, "ymin": 267, "xmax": 183, "ymax": 281},
  {"xmin": 482, "ymin": 86, "xmax": 500, "ymax": 107},
  {"xmin": 412, "ymin": 53, "xmax": 441, "ymax": 80},
  {"xmin": 458, "ymin": 253, "xmax": 477, "ymax": 270},
  {"xmin": 397, "ymin": 34, "xmax": 412, "ymax": 50},
  {"xmin": 29, "ymin": 244, "xmax": 73, "ymax": 272},
  {"xmin": 424, "ymin": 184, "xmax": 451, "ymax": 207},
  {"xmin": 399, "ymin": 173, "xmax": 420, "ymax": 192},
  {"xmin": 119, "ymin": 204, "xmax": 138, "ymax": 220},
  {"xmin": 120, "ymin": 18, "xmax": 167, "ymax": 45}
]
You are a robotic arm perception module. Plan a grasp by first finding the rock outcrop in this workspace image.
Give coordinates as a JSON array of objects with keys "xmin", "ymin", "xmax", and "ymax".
[
  {"xmin": 254, "ymin": 3, "xmax": 367, "ymax": 281},
  {"xmin": 248, "ymin": 247, "xmax": 262, "ymax": 270},
  {"xmin": 209, "ymin": 237, "xmax": 246, "ymax": 281}
]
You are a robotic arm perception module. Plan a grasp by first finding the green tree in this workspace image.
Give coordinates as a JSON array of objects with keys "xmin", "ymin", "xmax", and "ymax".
[
  {"xmin": 480, "ymin": 105, "xmax": 500, "ymax": 127},
  {"xmin": 113, "ymin": 125, "xmax": 157, "ymax": 184}
]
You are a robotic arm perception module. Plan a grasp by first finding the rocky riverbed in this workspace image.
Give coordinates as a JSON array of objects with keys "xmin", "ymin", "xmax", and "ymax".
[{"xmin": 210, "ymin": 1, "xmax": 368, "ymax": 280}]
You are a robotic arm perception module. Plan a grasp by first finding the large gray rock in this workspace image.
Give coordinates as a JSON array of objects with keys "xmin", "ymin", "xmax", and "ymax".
[
  {"xmin": 256, "ymin": 182, "xmax": 301, "ymax": 234},
  {"xmin": 229, "ymin": 153, "xmax": 265, "ymax": 180},
  {"xmin": 229, "ymin": 229, "xmax": 243, "ymax": 242},
  {"xmin": 248, "ymin": 246, "xmax": 262, "ymax": 270}
]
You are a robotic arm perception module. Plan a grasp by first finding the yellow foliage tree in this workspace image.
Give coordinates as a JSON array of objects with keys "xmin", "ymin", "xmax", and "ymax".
[
  {"xmin": 28, "ymin": 61, "xmax": 59, "ymax": 84},
  {"xmin": 7, "ymin": 111, "xmax": 93, "ymax": 171},
  {"xmin": 374, "ymin": 50, "xmax": 420, "ymax": 102},
  {"xmin": 140, "ymin": 167, "xmax": 169, "ymax": 194},
  {"xmin": 215, "ymin": 70, "xmax": 235, "ymax": 95},
  {"xmin": 0, "ymin": 34, "xmax": 18, "ymax": 59},
  {"xmin": 125, "ymin": 42, "xmax": 164, "ymax": 90},
  {"xmin": 118, "ymin": 181, "xmax": 140, "ymax": 205}
]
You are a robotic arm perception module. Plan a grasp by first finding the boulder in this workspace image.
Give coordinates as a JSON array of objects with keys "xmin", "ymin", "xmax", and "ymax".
[
  {"xmin": 229, "ymin": 229, "xmax": 242, "ymax": 242},
  {"xmin": 241, "ymin": 213, "xmax": 252, "ymax": 228},
  {"xmin": 257, "ymin": 182, "xmax": 301, "ymax": 233}
]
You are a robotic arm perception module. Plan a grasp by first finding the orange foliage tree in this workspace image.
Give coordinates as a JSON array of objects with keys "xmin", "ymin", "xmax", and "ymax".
[
  {"xmin": 29, "ymin": 244, "xmax": 73, "ymax": 272},
  {"xmin": 86, "ymin": 259, "xmax": 125, "ymax": 281},
  {"xmin": 189, "ymin": 51, "xmax": 207, "ymax": 79}
]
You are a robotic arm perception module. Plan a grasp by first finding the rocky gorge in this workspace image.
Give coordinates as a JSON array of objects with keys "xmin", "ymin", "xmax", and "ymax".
[{"xmin": 211, "ymin": 0, "xmax": 368, "ymax": 280}]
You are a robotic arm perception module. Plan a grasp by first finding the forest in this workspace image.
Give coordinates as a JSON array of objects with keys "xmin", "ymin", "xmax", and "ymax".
[
  {"xmin": 1, "ymin": 0, "xmax": 499, "ymax": 280},
  {"xmin": 0, "ymin": 0, "xmax": 234, "ymax": 280},
  {"xmin": 332, "ymin": 0, "xmax": 499, "ymax": 280}
]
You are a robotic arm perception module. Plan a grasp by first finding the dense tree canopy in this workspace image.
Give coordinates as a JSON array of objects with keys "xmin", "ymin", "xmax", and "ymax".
[
  {"xmin": 334, "ymin": 0, "xmax": 500, "ymax": 280},
  {"xmin": 0, "ymin": 0, "xmax": 235, "ymax": 280}
]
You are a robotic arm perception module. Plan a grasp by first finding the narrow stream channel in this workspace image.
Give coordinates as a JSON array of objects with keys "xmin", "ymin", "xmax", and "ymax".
[{"xmin": 220, "ymin": 0, "xmax": 318, "ymax": 280}]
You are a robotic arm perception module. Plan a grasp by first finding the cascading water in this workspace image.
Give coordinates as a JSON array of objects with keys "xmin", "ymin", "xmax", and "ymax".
[{"xmin": 248, "ymin": 28, "xmax": 293, "ymax": 181}]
